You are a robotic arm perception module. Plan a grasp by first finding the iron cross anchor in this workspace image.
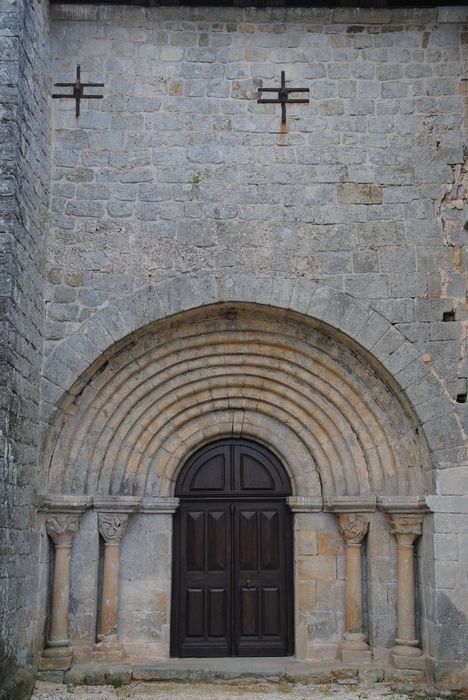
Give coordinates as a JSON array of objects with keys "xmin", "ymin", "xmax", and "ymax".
[
  {"xmin": 52, "ymin": 65, "xmax": 104, "ymax": 118},
  {"xmin": 257, "ymin": 70, "xmax": 310, "ymax": 125}
]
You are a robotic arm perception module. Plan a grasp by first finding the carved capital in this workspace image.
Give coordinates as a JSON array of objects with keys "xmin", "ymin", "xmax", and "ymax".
[
  {"xmin": 46, "ymin": 514, "xmax": 80, "ymax": 547},
  {"xmin": 98, "ymin": 513, "xmax": 129, "ymax": 543},
  {"xmin": 338, "ymin": 513, "xmax": 369, "ymax": 545},
  {"xmin": 390, "ymin": 514, "xmax": 423, "ymax": 545}
]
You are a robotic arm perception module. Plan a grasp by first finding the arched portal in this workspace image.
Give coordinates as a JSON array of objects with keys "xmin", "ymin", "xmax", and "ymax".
[
  {"xmin": 38, "ymin": 300, "xmax": 433, "ymax": 670},
  {"xmin": 172, "ymin": 438, "xmax": 294, "ymax": 657}
]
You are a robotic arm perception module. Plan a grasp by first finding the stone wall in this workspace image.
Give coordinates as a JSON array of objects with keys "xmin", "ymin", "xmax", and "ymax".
[
  {"xmin": 44, "ymin": 8, "xmax": 468, "ymax": 682},
  {"xmin": 47, "ymin": 5, "xmax": 467, "ymax": 406},
  {"xmin": 0, "ymin": 0, "xmax": 51, "ymax": 686},
  {"xmin": 0, "ymin": 1, "xmax": 467, "ymax": 691}
]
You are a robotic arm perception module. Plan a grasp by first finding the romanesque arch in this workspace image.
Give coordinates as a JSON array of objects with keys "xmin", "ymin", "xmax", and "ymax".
[
  {"xmin": 40, "ymin": 274, "xmax": 464, "ymax": 470},
  {"xmin": 43, "ymin": 303, "xmax": 430, "ymax": 499},
  {"xmin": 37, "ymin": 274, "xmax": 463, "ymax": 673}
]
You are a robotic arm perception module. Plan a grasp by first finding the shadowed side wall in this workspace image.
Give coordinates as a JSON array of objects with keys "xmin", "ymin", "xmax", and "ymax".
[{"xmin": 0, "ymin": 0, "xmax": 51, "ymax": 688}]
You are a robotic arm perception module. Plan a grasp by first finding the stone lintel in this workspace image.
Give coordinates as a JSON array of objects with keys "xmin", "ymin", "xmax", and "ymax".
[
  {"xmin": 93, "ymin": 496, "xmax": 141, "ymax": 513},
  {"xmin": 38, "ymin": 494, "xmax": 181, "ymax": 514},
  {"xmin": 287, "ymin": 496, "xmax": 323, "ymax": 512},
  {"xmin": 325, "ymin": 496, "xmax": 377, "ymax": 513},
  {"xmin": 141, "ymin": 497, "xmax": 180, "ymax": 514},
  {"xmin": 38, "ymin": 494, "xmax": 92, "ymax": 514},
  {"xmin": 377, "ymin": 496, "xmax": 430, "ymax": 514}
]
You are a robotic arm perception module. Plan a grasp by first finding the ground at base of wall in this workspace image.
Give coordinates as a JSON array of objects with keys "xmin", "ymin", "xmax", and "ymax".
[
  {"xmin": 32, "ymin": 679, "xmax": 459, "ymax": 700},
  {"xmin": 0, "ymin": 667, "xmax": 36, "ymax": 700}
]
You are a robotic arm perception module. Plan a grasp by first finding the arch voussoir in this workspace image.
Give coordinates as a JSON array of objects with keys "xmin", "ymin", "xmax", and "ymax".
[{"xmin": 42, "ymin": 296, "xmax": 434, "ymax": 502}]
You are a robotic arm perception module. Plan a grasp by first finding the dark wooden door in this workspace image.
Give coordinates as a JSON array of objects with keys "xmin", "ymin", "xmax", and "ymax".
[{"xmin": 172, "ymin": 440, "xmax": 293, "ymax": 658}]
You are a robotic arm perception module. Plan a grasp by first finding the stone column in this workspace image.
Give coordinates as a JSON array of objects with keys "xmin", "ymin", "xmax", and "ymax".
[
  {"xmin": 390, "ymin": 514, "xmax": 425, "ymax": 672},
  {"xmin": 39, "ymin": 513, "xmax": 80, "ymax": 671},
  {"xmin": 95, "ymin": 512, "xmax": 129, "ymax": 655},
  {"xmin": 326, "ymin": 496, "xmax": 376, "ymax": 664},
  {"xmin": 338, "ymin": 513, "xmax": 372, "ymax": 663}
]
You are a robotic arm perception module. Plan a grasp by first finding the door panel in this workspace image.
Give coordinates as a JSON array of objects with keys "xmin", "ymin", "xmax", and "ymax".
[
  {"xmin": 186, "ymin": 588, "xmax": 204, "ymax": 637},
  {"xmin": 207, "ymin": 511, "xmax": 227, "ymax": 571},
  {"xmin": 239, "ymin": 454, "xmax": 274, "ymax": 490},
  {"xmin": 186, "ymin": 511, "xmax": 204, "ymax": 571},
  {"xmin": 172, "ymin": 439, "xmax": 293, "ymax": 658},
  {"xmin": 177, "ymin": 502, "xmax": 232, "ymax": 656},
  {"xmin": 240, "ymin": 587, "xmax": 258, "ymax": 636},
  {"xmin": 234, "ymin": 502, "xmax": 290, "ymax": 656},
  {"xmin": 238, "ymin": 510, "xmax": 258, "ymax": 571},
  {"xmin": 263, "ymin": 588, "xmax": 280, "ymax": 635},
  {"xmin": 260, "ymin": 510, "xmax": 279, "ymax": 570},
  {"xmin": 208, "ymin": 589, "xmax": 226, "ymax": 637}
]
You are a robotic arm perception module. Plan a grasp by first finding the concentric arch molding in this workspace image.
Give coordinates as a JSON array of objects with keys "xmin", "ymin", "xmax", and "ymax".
[{"xmin": 39, "ymin": 273, "xmax": 465, "ymax": 498}]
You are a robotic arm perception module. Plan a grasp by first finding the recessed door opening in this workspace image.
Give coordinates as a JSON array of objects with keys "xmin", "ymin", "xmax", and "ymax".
[{"xmin": 171, "ymin": 439, "xmax": 294, "ymax": 658}]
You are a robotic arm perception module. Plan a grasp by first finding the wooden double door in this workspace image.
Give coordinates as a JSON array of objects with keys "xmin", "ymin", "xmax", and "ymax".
[{"xmin": 171, "ymin": 439, "xmax": 294, "ymax": 657}]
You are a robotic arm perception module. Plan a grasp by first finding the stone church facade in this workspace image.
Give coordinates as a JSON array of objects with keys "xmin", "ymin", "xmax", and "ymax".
[{"xmin": 1, "ymin": 0, "xmax": 467, "ymax": 695}]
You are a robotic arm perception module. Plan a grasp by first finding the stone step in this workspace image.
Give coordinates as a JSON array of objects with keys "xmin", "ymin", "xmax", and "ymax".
[{"xmin": 37, "ymin": 662, "xmax": 386, "ymax": 688}]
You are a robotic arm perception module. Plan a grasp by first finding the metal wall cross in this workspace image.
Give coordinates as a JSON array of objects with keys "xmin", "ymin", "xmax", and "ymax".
[
  {"xmin": 52, "ymin": 65, "xmax": 104, "ymax": 118},
  {"xmin": 257, "ymin": 71, "xmax": 310, "ymax": 125}
]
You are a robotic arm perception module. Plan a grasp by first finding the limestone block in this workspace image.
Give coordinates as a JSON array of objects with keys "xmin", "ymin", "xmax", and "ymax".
[
  {"xmin": 36, "ymin": 671, "xmax": 65, "ymax": 684},
  {"xmin": 341, "ymin": 648, "xmax": 372, "ymax": 664},
  {"xmin": 307, "ymin": 611, "xmax": 339, "ymax": 641},
  {"xmin": 297, "ymin": 581, "xmax": 316, "ymax": 617},
  {"xmin": 106, "ymin": 666, "xmax": 132, "ymax": 685},
  {"xmin": 299, "ymin": 555, "xmax": 337, "ymax": 581},
  {"xmin": 316, "ymin": 580, "xmax": 345, "ymax": 610},
  {"xmin": 385, "ymin": 668, "xmax": 425, "ymax": 684},
  {"xmin": 317, "ymin": 530, "xmax": 343, "ymax": 555},
  {"xmin": 296, "ymin": 529, "xmax": 317, "ymax": 556},
  {"xmin": 393, "ymin": 653, "xmax": 426, "ymax": 671}
]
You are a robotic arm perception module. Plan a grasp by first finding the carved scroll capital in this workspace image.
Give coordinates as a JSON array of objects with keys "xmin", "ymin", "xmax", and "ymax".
[
  {"xmin": 46, "ymin": 514, "xmax": 80, "ymax": 547},
  {"xmin": 98, "ymin": 513, "xmax": 129, "ymax": 543},
  {"xmin": 390, "ymin": 514, "xmax": 423, "ymax": 545},
  {"xmin": 338, "ymin": 513, "xmax": 370, "ymax": 545}
]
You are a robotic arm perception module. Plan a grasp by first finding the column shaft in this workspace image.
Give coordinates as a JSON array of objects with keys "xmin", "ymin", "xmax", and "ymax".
[
  {"xmin": 396, "ymin": 539, "xmax": 416, "ymax": 644},
  {"xmin": 345, "ymin": 542, "xmax": 362, "ymax": 634},
  {"xmin": 390, "ymin": 514, "xmax": 423, "ymax": 661},
  {"xmin": 49, "ymin": 543, "xmax": 73, "ymax": 645},
  {"xmin": 99, "ymin": 542, "xmax": 121, "ymax": 638},
  {"xmin": 96, "ymin": 512, "xmax": 129, "ymax": 655},
  {"xmin": 39, "ymin": 513, "xmax": 80, "ymax": 671},
  {"xmin": 388, "ymin": 512, "xmax": 426, "ymax": 680},
  {"xmin": 338, "ymin": 513, "xmax": 371, "ymax": 663}
]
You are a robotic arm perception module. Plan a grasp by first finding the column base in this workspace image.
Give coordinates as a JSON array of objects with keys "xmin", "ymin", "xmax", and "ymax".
[
  {"xmin": 39, "ymin": 646, "xmax": 73, "ymax": 671},
  {"xmin": 386, "ymin": 668, "xmax": 426, "ymax": 685},
  {"xmin": 94, "ymin": 634, "xmax": 124, "ymax": 661},
  {"xmin": 392, "ymin": 643, "xmax": 425, "ymax": 671},
  {"xmin": 340, "ymin": 633, "xmax": 372, "ymax": 664}
]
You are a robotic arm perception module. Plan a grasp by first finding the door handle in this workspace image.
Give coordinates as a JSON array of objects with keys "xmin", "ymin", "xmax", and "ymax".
[{"xmin": 244, "ymin": 578, "xmax": 255, "ymax": 588}]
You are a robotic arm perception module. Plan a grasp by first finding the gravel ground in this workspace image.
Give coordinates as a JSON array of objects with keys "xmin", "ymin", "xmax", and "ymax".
[{"xmin": 32, "ymin": 681, "xmax": 425, "ymax": 700}]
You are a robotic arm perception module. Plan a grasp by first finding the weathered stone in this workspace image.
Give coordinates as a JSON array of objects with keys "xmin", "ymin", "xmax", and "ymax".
[
  {"xmin": 337, "ymin": 183, "xmax": 383, "ymax": 204},
  {"xmin": 83, "ymin": 670, "xmax": 107, "ymax": 686},
  {"xmin": 359, "ymin": 668, "xmax": 385, "ymax": 684},
  {"xmin": 105, "ymin": 665, "xmax": 132, "ymax": 685},
  {"xmin": 36, "ymin": 671, "xmax": 64, "ymax": 684}
]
